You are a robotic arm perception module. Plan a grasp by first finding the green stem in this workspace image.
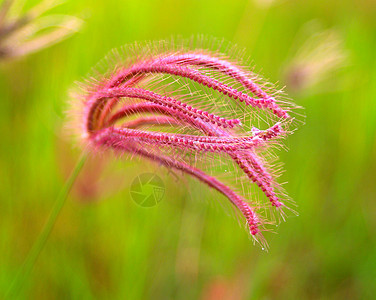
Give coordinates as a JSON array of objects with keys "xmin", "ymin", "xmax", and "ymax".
[{"xmin": 6, "ymin": 153, "xmax": 87, "ymax": 299}]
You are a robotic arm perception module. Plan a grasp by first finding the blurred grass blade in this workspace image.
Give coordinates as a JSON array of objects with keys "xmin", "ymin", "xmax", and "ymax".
[
  {"xmin": 6, "ymin": 153, "xmax": 87, "ymax": 299},
  {"xmin": 9, "ymin": 15, "xmax": 83, "ymax": 58},
  {"xmin": 0, "ymin": 0, "xmax": 13, "ymax": 26},
  {"xmin": 0, "ymin": 0, "xmax": 82, "ymax": 60},
  {"xmin": 2, "ymin": 15, "xmax": 83, "ymax": 58}
]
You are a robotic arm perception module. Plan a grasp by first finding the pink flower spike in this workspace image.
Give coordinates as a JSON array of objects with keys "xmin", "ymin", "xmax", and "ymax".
[
  {"xmin": 86, "ymin": 87, "xmax": 241, "ymax": 131},
  {"xmin": 70, "ymin": 38, "xmax": 303, "ymax": 247}
]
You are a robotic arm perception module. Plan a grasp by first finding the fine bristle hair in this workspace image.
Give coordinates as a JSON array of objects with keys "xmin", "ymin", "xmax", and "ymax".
[{"xmin": 68, "ymin": 36, "xmax": 304, "ymax": 249}]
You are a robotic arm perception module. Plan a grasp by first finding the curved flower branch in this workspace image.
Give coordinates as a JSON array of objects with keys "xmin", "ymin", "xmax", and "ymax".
[{"xmin": 72, "ymin": 39, "xmax": 301, "ymax": 247}]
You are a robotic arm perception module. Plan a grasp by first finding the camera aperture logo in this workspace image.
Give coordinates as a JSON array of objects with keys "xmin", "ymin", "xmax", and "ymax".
[{"xmin": 130, "ymin": 173, "xmax": 165, "ymax": 207}]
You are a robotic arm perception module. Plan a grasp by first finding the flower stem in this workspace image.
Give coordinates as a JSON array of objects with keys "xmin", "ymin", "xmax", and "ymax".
[{"xmin": 6, "ymin": 153, "xmax": 87, "ymax": 299}]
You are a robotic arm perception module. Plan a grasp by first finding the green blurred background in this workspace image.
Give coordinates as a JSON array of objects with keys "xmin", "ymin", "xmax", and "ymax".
[{"xmin": 1, "ymin": 0, "xmax": 375, "ymax": 299}]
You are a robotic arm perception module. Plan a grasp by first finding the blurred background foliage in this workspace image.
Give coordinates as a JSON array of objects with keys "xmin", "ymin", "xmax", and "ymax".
[{"xmin": 1, "ymin": 0, "xmax": 375, "ymax": 299}]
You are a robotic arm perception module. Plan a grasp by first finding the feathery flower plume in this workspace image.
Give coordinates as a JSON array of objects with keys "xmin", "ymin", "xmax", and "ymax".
[
  {"xmin": 71, "ymin": 38, "xmax": 302, "ymax": 247},
  {"xmin": 284, "ymin": 26, "xmax": 348, "ymax": 93}
]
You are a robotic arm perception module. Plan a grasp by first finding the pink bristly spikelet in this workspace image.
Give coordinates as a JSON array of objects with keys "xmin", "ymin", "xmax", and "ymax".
[{"xmin": 71, "ymin": 37, "xmax": 302, "ymax": 248}]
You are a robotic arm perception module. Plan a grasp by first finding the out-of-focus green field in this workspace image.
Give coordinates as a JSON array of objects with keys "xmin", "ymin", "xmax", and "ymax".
[{"xmin": 1, "ymin": 0, "xmax": 375, "ymax": 299}]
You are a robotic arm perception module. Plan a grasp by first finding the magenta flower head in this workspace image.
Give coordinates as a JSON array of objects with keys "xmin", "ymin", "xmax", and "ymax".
[{"xmin": 71, "ymin": 38, "xmax": 301, "ymax": 248}]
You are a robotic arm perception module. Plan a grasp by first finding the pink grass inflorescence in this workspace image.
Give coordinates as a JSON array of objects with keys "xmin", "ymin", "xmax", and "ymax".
[{"xmin": 72, "ymin": 38, "xmax": 302, "ymax": 248}]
